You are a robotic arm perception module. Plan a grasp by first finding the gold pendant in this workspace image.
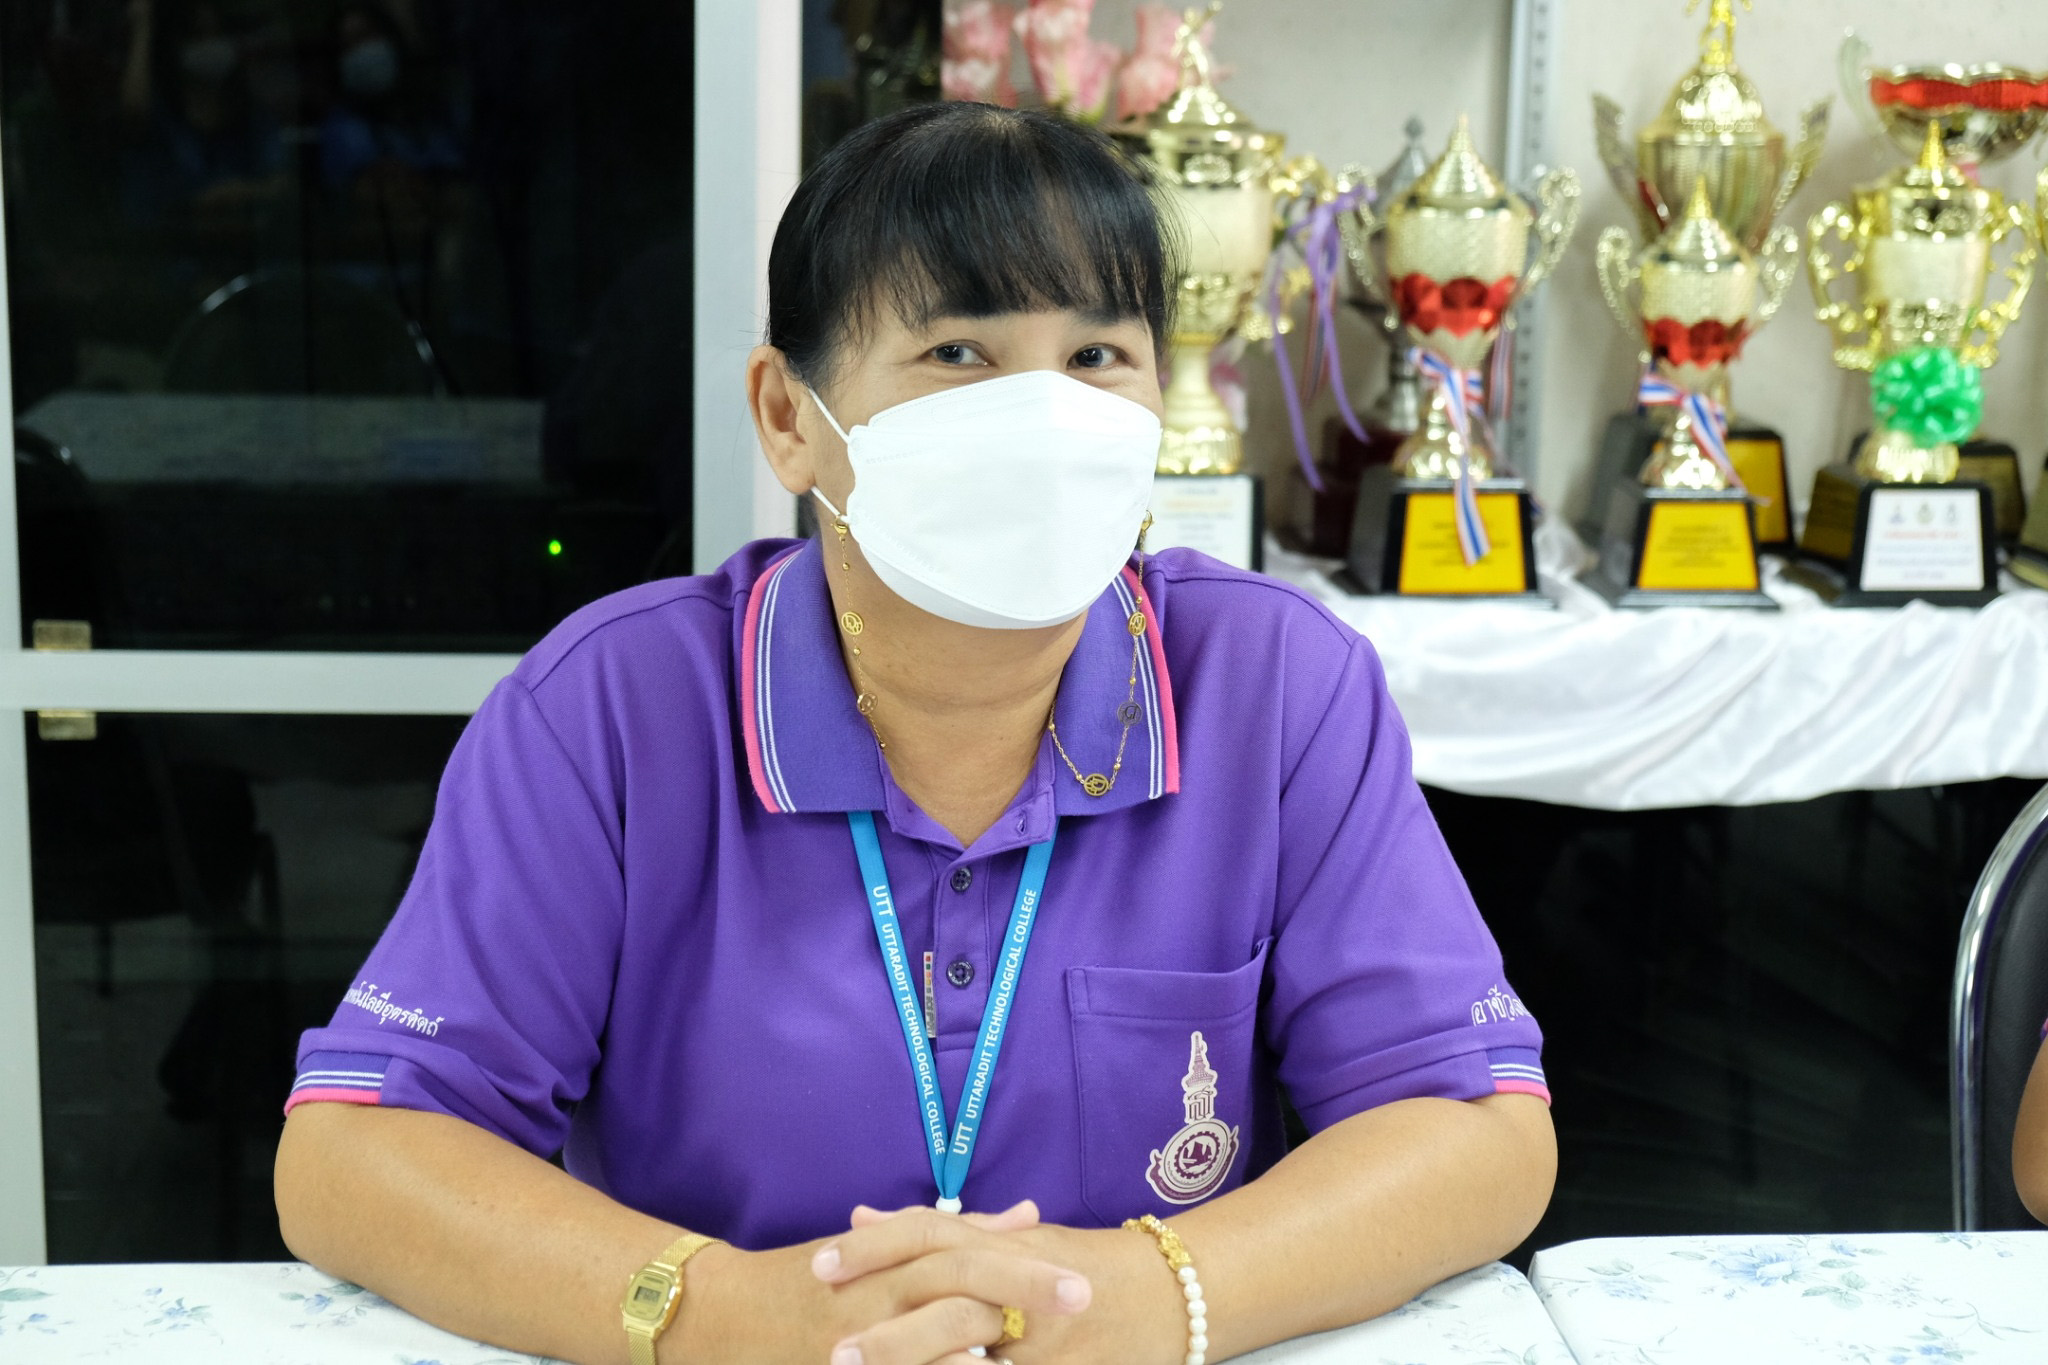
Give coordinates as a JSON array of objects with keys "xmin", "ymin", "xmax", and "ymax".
[
  {"xmin": 1081, "ymin": 773, "xmax": 1112, "ymax": 797},
  {"xmin": 840, "ymin": 610, "xmax": 864, "ymax": 635}
]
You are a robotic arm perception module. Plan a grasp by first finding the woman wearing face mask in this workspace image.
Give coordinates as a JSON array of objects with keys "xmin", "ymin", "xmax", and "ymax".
[
  {"xmin": 274, "ymin": 103, "xmax": 1555, "ymax": 1365},
  {"xmin": 319, "ymin": 4, "xmax": 458, "ymax": 196}
]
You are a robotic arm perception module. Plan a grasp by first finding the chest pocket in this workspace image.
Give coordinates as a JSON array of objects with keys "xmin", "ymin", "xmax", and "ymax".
[{"xmin": 1065, "ymin": 939, "xmax": 1271, "ymax": 1225}]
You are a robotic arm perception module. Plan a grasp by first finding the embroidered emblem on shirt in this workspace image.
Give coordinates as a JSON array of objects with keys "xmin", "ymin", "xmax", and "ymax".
[
  {"xmin": 1145, "ymin": 1031, "xmax": 1240, "ymax": 1204},
  {"xmin": 342, "ymin": 980, "xmax": 445, "ymax": 1037},
  {"xmin": 1469, "ymin": 985, "xmax": 1530, "ymax": 1027}
]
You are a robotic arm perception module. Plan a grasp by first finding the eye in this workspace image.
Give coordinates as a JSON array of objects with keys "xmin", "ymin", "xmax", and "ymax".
[
  {"xmin": 930, "ymin": 342, "xmax": 987, "ymax": 366},
  {"xmin": 1072, "ymin": 344, "xmax": 1121, "ymax": 370}
]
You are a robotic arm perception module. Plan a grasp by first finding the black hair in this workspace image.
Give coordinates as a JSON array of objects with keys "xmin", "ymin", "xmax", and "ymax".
[{"xmin": 767, "ymin": 102, "xmax": 1177, "ymax": 388}]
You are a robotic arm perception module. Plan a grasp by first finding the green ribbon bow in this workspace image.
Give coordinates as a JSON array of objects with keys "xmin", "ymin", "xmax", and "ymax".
[{"xmin": 1870, "ymin": 346, "xmax": 1983, "ymax": 450}]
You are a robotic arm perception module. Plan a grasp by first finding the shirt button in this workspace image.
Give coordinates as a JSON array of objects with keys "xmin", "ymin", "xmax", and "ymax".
[
  {"xmin": 950, "ymin": 867, "xmax": 973, "ymax": 893},
  {"xmin": 946, "ymin": 958, "xmax": 975, "ymax": 988}
]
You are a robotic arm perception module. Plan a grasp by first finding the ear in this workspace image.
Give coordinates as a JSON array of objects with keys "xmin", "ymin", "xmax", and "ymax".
[{"xmin": 747, "ymin": 346, "xmax": 820, "ymax": 497}]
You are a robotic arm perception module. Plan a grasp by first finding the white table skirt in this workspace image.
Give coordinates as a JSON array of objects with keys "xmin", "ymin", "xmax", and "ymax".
[
  {"xmin": 1528, "ymin": 1231, "xmax": 2048, "ymax": 1364},
  {"xmin": 0, "ymin": 1259, "xmax": 1569, "ymax": 1363},
  {"xmin": 1267, "ymin": 526, "xmax": 2048, "ymax": 811}
]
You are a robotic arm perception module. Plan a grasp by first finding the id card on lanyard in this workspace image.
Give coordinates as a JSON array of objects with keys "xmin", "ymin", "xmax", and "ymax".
[{"xmin": 847, "ymin": 810, "xmax": 1055, "ymax": 1213}]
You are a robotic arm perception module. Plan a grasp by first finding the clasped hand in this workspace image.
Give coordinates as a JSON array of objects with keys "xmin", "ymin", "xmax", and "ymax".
[{"xmin": 683, "ymin": 1199, "xmax": 1178, "ymax": 1365}]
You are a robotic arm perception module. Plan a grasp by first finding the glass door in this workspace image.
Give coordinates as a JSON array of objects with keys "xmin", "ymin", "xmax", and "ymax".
[{"xmin": 0, "ymin": 0, "xmax": 835, "ymax": 1265}]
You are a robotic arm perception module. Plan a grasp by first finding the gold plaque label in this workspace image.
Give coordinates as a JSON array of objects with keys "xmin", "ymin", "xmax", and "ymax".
[
  {"xmin": 1726, "ymin": 436, "xmax": 1789, "ymax": 544},
  {"xmin": 1397, "ymin": 493, "xmax": 1529, "ymax": 595},
  {"xmin": 1636, "ymin": 502, "xmax": 1758, "ymax": 592},
  {"xmin": 1800, "ymin": 468, "xmax": 1861, "ymax": 563}
]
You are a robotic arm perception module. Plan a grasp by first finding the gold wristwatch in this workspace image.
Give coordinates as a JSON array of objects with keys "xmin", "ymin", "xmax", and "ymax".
[{"xmin": 620, "ymin": 1231, "xmax": 718, "ymax": 1365}]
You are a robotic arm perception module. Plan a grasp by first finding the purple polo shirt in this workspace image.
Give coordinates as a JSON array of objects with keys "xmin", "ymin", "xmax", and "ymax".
[{"xmin": 289, "ymin": 539, "xmax": 1546, "ymax": 1251}]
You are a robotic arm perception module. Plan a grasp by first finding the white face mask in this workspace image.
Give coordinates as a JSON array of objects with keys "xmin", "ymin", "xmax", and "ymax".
[{"xmin": 809, "ymin": 370, "xmax": 1161, "ymax": 630}]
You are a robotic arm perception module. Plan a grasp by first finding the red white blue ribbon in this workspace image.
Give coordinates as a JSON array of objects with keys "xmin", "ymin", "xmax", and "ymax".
[
  {"xmin": 1411, "ymin": 348, "xmax": 1491, "ymax": 564},
  {"xmin": 1637, "ymin": 371, "xmax": 1745, "ymax": 493}
]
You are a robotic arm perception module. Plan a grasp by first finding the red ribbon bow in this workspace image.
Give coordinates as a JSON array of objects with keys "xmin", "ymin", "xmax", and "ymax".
[{"xmin": 1394, "ymin": 274, "xmax": 1518, "ymax": 339}]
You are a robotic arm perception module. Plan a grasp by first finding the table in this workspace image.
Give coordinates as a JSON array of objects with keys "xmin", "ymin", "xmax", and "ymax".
[
  {"xmin": 1267, "ymin": 525, "xmax": 2048, "ymax": 811},
  {"xmin": 0, "ymin": 1259, "xmax": 1572, "ymax": 1363},
  {"xmin": 1529, "ymin": 1231, "xmax": 2048, "ymax": 1364}
]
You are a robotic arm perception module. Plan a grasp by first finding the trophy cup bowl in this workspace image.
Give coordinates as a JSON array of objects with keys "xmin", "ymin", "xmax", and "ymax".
[
  {"xmin": 1358, "ymin": 116, "xmax": 1577, "ymax": 481},
  {"xmin": 1842, "ymin": 34, "xmax": 2048, "ymax": 170},
  {"xmin": 1594, "ymin": 0, "xmax": 1828, "ymax": 254},
  {"xmin": 1598, "ymin": 179, "xmax": 1798, "ymax": 491},
  {"xmin": 1807, "ymin": 124, "xmax": 2036, "ymax": 483}
]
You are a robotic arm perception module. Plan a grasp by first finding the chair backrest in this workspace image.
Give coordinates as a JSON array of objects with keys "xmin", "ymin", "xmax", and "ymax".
[{"xmin": 1952, "ymin": 780, "xmax": 2048, "ymax": 1229}]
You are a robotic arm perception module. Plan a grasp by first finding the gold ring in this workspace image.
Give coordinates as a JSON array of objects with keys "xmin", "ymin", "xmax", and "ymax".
[{"xmin": 992, "ymin": 1304, "xmax": 1026, "ymax": 1349}]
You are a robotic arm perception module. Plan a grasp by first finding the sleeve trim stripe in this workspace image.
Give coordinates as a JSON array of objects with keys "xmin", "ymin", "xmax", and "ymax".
[
  {"xmin": 1493, "ymin": 1078, "xmax": 1552, "ymax": 1104},
  {"xmin": 1489, "ymin": 1063, "xmax": 1547, "ymax": 1081},
  {"xmin": 283, "ymin": 1086, "xmax": 383, "ymax": 1114}
]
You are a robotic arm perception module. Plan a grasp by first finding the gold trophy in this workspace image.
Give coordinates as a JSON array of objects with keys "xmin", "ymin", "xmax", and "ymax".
[
  {"xmin": 1337, "ymin": 117, "xmax": 1578, "ymax": 598},
  {"xmin": 1798, "ymin": 124, "xmax": 2036, "ymax": 606},
  {"xmin": 1589, "ymin": 179, "xmax": 1797, "ymax": 607},
  {"xmin": 1591, "ymin": 0, "xmax": 1827, "ymax": 548},
  {"xmin": 1110, "ymin": 2, "xmax": 1298, "ymax": 570},
  {"xmin": 1841, "ymin": 35, "xmax": 2048, "ymax": 540}
]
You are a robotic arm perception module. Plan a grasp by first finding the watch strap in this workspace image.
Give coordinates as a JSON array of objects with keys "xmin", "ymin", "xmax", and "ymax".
[{"xmin": 622, "ymin": 1231, "xmax": 718, "ymax": 1365}]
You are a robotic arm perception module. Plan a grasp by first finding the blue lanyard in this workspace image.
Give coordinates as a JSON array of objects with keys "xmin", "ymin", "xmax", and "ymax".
[{"xmin": 847, "ymin": 810, "xmax": 1055, "ymax": 1211}]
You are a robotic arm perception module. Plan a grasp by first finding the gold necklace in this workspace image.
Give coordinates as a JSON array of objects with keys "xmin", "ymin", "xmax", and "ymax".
[{"xmin": 827, "ymin": 516, "xmax": 1146, "ymax": 797}]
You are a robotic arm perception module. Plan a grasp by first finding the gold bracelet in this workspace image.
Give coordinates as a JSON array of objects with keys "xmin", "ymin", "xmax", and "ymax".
[{"xmin": 1123, "ymin": 1214, "xmax": 1209, "ymax": 1365}]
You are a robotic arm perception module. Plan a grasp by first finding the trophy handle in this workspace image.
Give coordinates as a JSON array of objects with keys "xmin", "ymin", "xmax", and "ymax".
[
  {"xmin": 1594, "ymin": 228, "xmax": 1642, "ymax": 344},
  {"xmin": 1752, "ymin": 225, "xmax": 1800, "ymax": 329},
  {"xmin": 1807, "ymin": 201, "xmax": 1875, "ymax": 371},
  {"xmin": 1592, "ymin": 94, "xmax": 1658, "ymax": 220},
  {"xmin": 1336, "ymin": 168, "xmax": 1393, "ymax": 318},
  {"xmin": 1837, "ymin": 31, "xmax": 1885, "ymax": 144},
  {"xmin": 1767, "ymin": 98, "xmax": 1832, "ymax": 233},
  {"xmin": 1516, "ymin": 167, "xmax": 1582, "ymax": 301},
  {"xmin": 1963, "ymin": 196, "xmax": 2039, "ymax": 370}
]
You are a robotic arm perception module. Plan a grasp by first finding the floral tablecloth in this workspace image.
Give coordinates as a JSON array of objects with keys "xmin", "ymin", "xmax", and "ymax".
[
  {"xmin": 0, "ymin": 1258, "xmax": 1570, "ymax": 1363},
  {"xmin": 1528, "ymin": 1232, "xmax": 2048, "ymax": 1364}
]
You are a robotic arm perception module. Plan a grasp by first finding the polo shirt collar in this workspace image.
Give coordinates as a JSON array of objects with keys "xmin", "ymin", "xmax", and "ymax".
[{"xmin": 738, "ymin": 539, "xmax": 1180, "ymax": 836}]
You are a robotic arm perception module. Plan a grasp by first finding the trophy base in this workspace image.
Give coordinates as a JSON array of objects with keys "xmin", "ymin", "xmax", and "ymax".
[
  {"xmin": 2018, "ymin": 461, "xmax": 2048, "ymax": 585},
  {"xmin": 1288, "ymin": 418, "xmax": 1406, "ymax": 558},
  {"xmin": 1845, "ymin": 432, "xmax": 2026, "ymax": 540},
  {"xmin": 1336, "ymin": 464, "xmax": 1547, "ymax": 602},
  {"xmin": 1588, "ymin": 480, "xmax": 1775, "ymax": 610},
  {"xmin": 1956, "ymin": 440, "xmax": 2026, "ymax": 542},
  {"xmin": 1792, "ymin": 463, "xmax": 1998, "ymax": 608},
  {"xmin": 1144, "ymin": 473, "xmax": 1263, "ymax": 571},
  {"xmin": 1727, "ymin": 423, "xmax": 1794, "ymax": 552}
]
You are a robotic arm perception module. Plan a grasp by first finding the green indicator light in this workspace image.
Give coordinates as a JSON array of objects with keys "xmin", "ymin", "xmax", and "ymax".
[{"xmin": 547, "ymin": 539, "xmax": 563, "ymax": 557}]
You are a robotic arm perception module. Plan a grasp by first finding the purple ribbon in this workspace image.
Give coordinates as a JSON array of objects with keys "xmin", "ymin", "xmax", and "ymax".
[
  {"xmin": 1411, "ymin": 348, "xmax": 1491, "ymax": 565},
  {"xmin": 1265, "ymin": 182, "xmax": 1372, "ymax": 493},
  {"xmin": 1638, "ymin": 371, "xmax": 1746, "ymax": 494}
]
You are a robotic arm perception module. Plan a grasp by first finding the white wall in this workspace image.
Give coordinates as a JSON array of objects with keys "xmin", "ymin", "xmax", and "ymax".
[{"xmin": 1078, "ymin": 0, "xmax": 2048, "ymax": 520}]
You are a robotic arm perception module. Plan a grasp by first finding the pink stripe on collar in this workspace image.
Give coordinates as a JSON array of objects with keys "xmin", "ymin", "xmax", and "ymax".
[
  {"xmin": 739, "ymin": 549, "xmax": 804, "ymax": 814},
  {"xmin": 1122, "ymin": 564, "xmax": 1180, "ymax": 795}
]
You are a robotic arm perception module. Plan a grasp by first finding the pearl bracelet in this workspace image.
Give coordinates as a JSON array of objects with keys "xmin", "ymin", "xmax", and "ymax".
[{"xmin": 1123, "ymin": 1214, "xmax": 1209, "ymax": 1365}]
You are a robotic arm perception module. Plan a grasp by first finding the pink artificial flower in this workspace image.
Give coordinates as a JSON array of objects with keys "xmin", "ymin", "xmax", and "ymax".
[
  {"xmin": 943, "ymin": 2, "xmax": 1018, "ymax": 105},
  {"xmin": 1131, "ymin": 2, "xmax": 1186, "ymax": 61},
  {"xmin": 1016, "ymin": 0, "xmax": 1115, "ymax": 118}
]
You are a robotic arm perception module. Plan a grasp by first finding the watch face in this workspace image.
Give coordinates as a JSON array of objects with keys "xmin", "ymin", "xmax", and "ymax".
[{"xmin": 623, "ymin": 1270, "xmax": 676, "ymax": 1324}]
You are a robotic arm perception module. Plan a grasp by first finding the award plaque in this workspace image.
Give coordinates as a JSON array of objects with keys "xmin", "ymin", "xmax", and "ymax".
[
  {"xmin": 1592, "ymin": 0, "xmax": 1826, "ymax": 541},
  {"xmin": 1334, "ymin": 118, "xmax": 1577, "ymax": 599},
  {"xmin": 1957, "ymin": 439, "xmax": 2027, "ymax": 542},
  {"xmin": 1589, "ymin": 179, "xmax": 1795, "ymax": 609},
  {"xmin": 1800, "ymin": 124, "xmax": 2038, "ymax": 607},
  {"xmin": 1145, "ymin": 473, "xmax": 1264, "ymax": 570}
]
